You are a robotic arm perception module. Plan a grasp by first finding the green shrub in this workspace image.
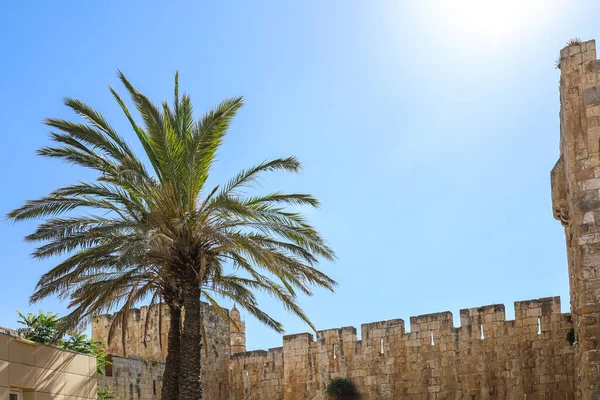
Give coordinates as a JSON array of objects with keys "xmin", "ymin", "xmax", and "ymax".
[
  {"xmin": 97, "ymin": 386, "xmax": 118, "ymax": 399},
  {"xmin": 555, "ymin": 58, "xmax": 561, "ymax": 70},
  {"xmin": 17, "ymin": 311, "xmax": 59, "ymax": 344},
  {"xmin": 325, "ymin": 377, "xmax": 361, "ymax": 399}
]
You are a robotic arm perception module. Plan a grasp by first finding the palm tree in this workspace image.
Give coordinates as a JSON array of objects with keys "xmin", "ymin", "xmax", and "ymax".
[
  {"xmin": 36, "ymin": 258, "xmax": 293, "ymax": 400},
  {"xmin": 8, "ymin": 72, "xmax": 336, "ymax": 400}
]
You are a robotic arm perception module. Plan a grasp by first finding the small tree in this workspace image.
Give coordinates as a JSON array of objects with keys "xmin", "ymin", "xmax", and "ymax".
[
  {"xmin": 17, "ymin": 310, "xmax": 59, "ymax": 344},
  {"xmin": 325, "ymin": 378, "xmax": 361, "ymax": 400}
]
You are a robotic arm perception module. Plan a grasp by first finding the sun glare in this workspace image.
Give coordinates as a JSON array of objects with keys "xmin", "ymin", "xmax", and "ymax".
[{"xmin": 423, "ymin": 0, "xmax": 565, "ymax": 43}]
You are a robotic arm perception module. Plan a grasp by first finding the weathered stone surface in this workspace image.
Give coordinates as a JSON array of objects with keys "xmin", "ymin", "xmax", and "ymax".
[
  {"xmin": 92, "ymin": 302, "xmax": 235, "ymax": 400},
  {"xmin": 230, "ymin": 297, "xmax": 575, "ymax": 400},
  {"xmin": 99, "ymin": 355, "xmax": 164, "ymax": 400},
  {"xmin": 553, "ymin": 39, "xmax": 600, "ymax": 400}
]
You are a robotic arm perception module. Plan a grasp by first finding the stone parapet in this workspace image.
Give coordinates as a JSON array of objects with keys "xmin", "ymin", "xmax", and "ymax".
[
  {"xmin": 91, "ymin": 302, "xmax": 234, "ymax": 400},
  {"xmin": 230, "ymin": 297, "xmax": 575, "ymax": 399}
]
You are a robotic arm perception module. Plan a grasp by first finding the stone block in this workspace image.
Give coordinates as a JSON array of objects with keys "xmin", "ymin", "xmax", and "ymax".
[
  {"xmin": 569, "ymin": 45, "xmax": 582, "ymax": 56},
  {"xmin": 9, "ymin": 362, "xmax": 35, "ymax": 388},
  {"xmin": 584, "ymin": 51, "xmax": 597, "ymax": 63},
  {"xmin": 36, "ymin": 368, "xmax": 65, "ymax": 395},
  {"xmin": 62, "ymin": 353, "xmax": 91, "ymax": 376},
  {"xmin": 34, "ymin": 345, "xmax": 64, "ymax": 371},
  {"xmin": 0, "ymin": 361, "xmax": 7, "ymax": 387},
  {"xmin": 8, "ymin": 339, "xmax": 35, "ymax": 365},
  {"xmin": 588, "ymin": 105, "xmax": 600, "ymax": 118},
  {"xmin": 587, "ymin": 40, "xmax": 597, "ymax": 51},
  {"xmin": 35, "ymin": 393, "xmax": 65, "ymax": 400}
]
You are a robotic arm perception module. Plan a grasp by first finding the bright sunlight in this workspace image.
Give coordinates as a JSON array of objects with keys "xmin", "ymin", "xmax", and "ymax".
[{"xmin": 422, "ymin": 0, "xmax": 566, "ymax": 43}]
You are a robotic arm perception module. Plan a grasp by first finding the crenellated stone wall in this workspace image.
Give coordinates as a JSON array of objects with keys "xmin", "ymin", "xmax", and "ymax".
[
  {"xmin": 92, "ymin": 302, "xmax": 236, "ymax": 400},
  {"xmin": 229, "ymin": 297, "xmax": 575, "ymax": 399}
]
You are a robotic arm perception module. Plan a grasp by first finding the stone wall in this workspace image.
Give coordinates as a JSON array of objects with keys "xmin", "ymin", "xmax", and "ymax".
[
  {"xmin": 552, "ymin": 39, "xmax": 600, "ymax": 399},
  {"xmin": 92, "ymin": 302, "xmax": 234, "ymax": 400},
  {"xmin": 92, "ymin": 304, "xmax": 170, "ymax": 361},
  {"xmin": 98, "ymin": 355, "xmax": 164, "ymax": 400},
  {"xmin": 230, "ymin": 297, "xmax": 575, "ymax": 400}
]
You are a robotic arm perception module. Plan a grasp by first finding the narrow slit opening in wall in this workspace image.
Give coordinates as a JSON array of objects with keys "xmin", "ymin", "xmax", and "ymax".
[
  {"xmin": 480, "ymin": 324, "xmax": 485, "ymax": 340},
  {"xmin": 380, "ymin": 338, "xmax": 384, "ymax": 354},
  {"xmin": 333, "ymin": 344, "xmax": 337, "ymax": 359},
  {"xmin": 538, "ymin": 317, "xmax": 542, "ymax": 335},
  {"xmin": 153, "ymin": 380, "xmax": 156, "ymax": 395},
  {"xmin": 431, "ymin": 331, "xmax": 435, "ymax": 346}
]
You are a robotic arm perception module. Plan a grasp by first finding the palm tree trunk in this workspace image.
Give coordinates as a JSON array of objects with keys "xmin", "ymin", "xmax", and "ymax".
[
  {"xmin": 179, "ymin": 278, "xmax": 203, "ymax": 400},
  {"xmin": 161, "ymin": 304, "xmax": 181, "ymax": 400}
]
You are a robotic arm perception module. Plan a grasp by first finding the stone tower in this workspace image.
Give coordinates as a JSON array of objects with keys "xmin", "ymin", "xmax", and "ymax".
[
  {"xmin": 230, "ymin": 305, "xmax": 246, "ymax": 354},
  {"xmin": 552, "ymin": 39, "xmax": 600, "ymax": 400}
]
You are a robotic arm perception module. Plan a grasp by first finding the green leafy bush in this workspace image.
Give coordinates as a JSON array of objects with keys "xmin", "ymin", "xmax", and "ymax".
[
  {"xmin": 325, "ymin": 377, "xmax": 361, "ymax": 399},
  {"xmin": 17, "ymin": 311, "xmax": 59, "ymax": 344},
  {"xmin": 97, "ymin": 387, "xmax": 118, "ymax": 399}
]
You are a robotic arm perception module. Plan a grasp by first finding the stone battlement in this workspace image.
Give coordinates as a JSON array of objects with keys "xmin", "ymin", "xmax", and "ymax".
[
  {"xmin": 92, "ymin": 301, "xmax": 231, "ymax": 358},
  {"xmin": 234, "ymin": 297, "xmax": 565, "ymax": 355},
  {"xmin": 92, "ymin": 301, "xmax": 236, "ymax": 400},
  {"xmin": 229, "ymin": 297, "xmax": 574, "ymax": 399}
]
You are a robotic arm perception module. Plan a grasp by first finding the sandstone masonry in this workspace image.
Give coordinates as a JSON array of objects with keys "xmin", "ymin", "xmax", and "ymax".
[
  {"xmin": 552, "ymin": 39, "xmax": 600, "ymax": 399},
  {"xmin": 93, "ymin": 302, "xmax": 234, "ymax": 399},
  {"xmin": 229, "ymin": 297, "xmax": 574, "ymax": 399},
  {"xmin": 101, "ymin": 355, "xmax": 164, "ymax": 400}
]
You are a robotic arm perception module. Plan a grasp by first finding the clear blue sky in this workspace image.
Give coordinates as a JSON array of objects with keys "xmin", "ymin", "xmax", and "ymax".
[{"xmin": 1, "ymin": 0, "xmax": 598, "ymax": 351}]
